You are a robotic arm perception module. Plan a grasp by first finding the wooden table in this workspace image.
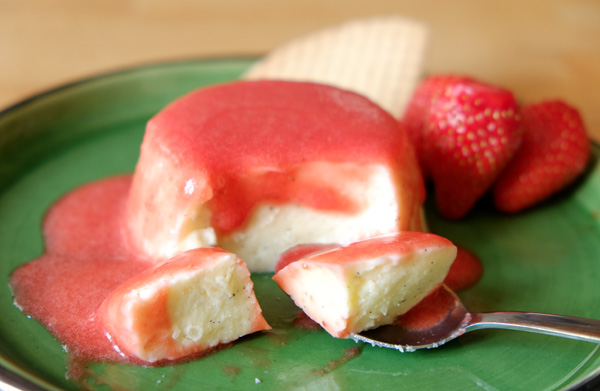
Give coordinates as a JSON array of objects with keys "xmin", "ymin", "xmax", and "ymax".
[{"xmin": 1, "ymin": 0, "xmax": 599, "ymax": 141}]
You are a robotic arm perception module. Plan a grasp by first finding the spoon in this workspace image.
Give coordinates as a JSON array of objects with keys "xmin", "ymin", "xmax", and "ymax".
[{"xmin": 351, "ymin": 285, "xmax": 600, "ymax": 352}]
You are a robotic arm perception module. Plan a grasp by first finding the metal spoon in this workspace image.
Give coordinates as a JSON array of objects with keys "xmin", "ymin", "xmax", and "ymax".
[{"xmin": 351, "ymin": 285, "xmax": 600, "ymax": 352}]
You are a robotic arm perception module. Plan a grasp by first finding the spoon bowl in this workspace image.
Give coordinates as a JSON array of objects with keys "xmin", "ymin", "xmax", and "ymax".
[{"xmin": 351, "ymin": 285, "xmax": 600, "ymax": 352}]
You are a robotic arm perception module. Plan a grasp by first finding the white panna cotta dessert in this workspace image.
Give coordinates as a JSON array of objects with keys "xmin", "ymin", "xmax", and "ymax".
[
  {"xmin": 125, "ymin": 80, "xmax": 426, "ymax": 272},
  {"xmin": 273, "ymin": 232, "xmax": 457, "ymax": 338}
]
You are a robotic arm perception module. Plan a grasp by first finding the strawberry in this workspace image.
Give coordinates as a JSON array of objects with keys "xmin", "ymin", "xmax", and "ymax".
[
  {"xmin": 406, "ymin": 75, "xmax": 523, "ymax": 219},
  {"xmin": 493, "ymin": 100, "xmax": 590, "ymax": 212},
  {"xmin": 402, "ymin": 75, "xmax": 471, "ymax": 177}
]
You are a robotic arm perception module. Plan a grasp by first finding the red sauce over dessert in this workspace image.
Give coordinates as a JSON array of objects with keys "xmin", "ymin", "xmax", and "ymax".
[
  {"xmin": 125, "ymin": 80, "xmax": 426, "ymax": 254},
  {"xmin": 444, "ymin": 245, "xmax": 484, "ymax": 292}
]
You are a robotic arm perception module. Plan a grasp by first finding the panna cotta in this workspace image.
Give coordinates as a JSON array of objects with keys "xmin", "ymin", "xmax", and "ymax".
[
  {"xmin": 100, "ymin": 247, "xmax": 270, "ymax": 364},
  {"xmin": 272, "ymin": 232, "xmax": 457, "ymax": 338},
  {"xmin": 125, "ymin": 80, "xmax": 426, "ymax": 272}
]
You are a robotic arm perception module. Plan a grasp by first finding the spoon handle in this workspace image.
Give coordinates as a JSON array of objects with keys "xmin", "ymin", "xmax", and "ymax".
[{"xmin": 467, "ymin": 312, "xmax": 600, "ymax": 343}]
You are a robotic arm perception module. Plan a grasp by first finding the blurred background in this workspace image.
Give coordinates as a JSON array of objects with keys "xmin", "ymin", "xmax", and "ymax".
[{"xmin": 1, "ymin": 0, "xmax": 599, "ymax": 141}]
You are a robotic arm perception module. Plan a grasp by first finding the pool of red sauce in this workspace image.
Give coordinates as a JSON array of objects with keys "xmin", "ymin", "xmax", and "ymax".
[{"xmin": 9, "ymin": 176, "xmax": 150, "ymax": 366}]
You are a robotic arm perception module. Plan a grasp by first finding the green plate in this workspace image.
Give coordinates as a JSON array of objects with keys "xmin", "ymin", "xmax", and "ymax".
[{"xmin": 1, "ymin": 58, "xmax": 600, "ymax": 391}]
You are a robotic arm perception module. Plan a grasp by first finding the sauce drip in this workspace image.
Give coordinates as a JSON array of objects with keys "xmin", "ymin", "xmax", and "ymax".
[{"xmin": 9, "ymin": 176, "xmax": 148, "ymax": 365}]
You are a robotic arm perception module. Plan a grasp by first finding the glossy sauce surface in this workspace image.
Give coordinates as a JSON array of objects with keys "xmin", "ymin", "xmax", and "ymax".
[{"xmin": 9, "ymin": 176, "xmax": 148, "ymax": 364}]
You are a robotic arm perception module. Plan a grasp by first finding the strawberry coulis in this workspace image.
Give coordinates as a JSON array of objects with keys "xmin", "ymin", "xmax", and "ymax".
[{"xmin": 9, "ymin": 176, "xmax": 151, "ymax": 366}]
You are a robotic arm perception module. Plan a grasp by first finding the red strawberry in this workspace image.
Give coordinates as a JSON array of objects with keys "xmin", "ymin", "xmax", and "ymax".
[
  {"xmin": 493, "ymin": 100, "xmax": 590, "ymax": 212},
  {"xmin": 414, "ymin": 76, "xmax": 523, "ymax": 218},
  {"xmin": 402, "ymin": 75, "xmax": 471, "ymax": 177}
]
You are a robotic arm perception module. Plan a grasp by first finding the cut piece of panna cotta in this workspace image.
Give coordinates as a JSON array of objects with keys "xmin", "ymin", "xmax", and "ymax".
[
  {"xmin": 125, "ymin": 80, "xmax": 426, "ymax": 272},
  {"xmin": 100, "ymin": 248, "xmax": 270, "ymax": 364},
  {"xmin": 272, "ymin": 232, "xmax": 457, "ymax": 339}
]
